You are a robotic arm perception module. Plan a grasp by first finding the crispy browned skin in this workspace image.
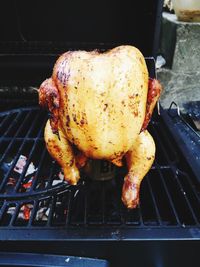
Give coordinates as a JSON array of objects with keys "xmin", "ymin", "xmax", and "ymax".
[
  {"xmin": 39, "ymin": 78, "xmax": 60, "ymax": 134},
  {"xmin": 39, "ymin": 45, "xmax": 162, "ymax": 208},
  {"xmin": 141, "ymin": 78, "xmax": 162, "ymax": 131}
]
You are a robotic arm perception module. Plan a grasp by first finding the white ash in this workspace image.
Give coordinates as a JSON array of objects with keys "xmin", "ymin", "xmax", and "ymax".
[
  {"xmin": 25, "ymin": 162, "xmax": 38, "ymax": 176},
  {"xmin": 14, "ymin": 155, "xmax": 27, "ymax": 174},
  {"xmin": 35, "ymin": 206, "xmax": 50, "ymax": 221},
  {"xmin": 14, "ymin": 155, "xmax": 37, "ymax": 176},
  {"xmin": 7, "ymin": 206, "xmax": 16, "ymax": 215},
  {"xmin": 52, "ymin": 171, "xmax": 64, "ymax": 186}
]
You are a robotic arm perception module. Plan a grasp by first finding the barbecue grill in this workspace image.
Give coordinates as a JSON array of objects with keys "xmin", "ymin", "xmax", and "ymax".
[{"xmin": 1, "ymin": 0, "xmax": 200, "ymax": 266}]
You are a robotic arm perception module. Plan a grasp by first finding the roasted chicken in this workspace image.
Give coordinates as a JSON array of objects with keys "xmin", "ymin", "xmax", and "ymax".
[{"xmin": 39, "ymin": 45, "xmax": 162, "ymax": 209}]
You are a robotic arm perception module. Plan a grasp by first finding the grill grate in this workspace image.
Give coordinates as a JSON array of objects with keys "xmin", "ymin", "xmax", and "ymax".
[{"xmin": 0, "ymin": 107, "xmax": 200, "ymax": 239}]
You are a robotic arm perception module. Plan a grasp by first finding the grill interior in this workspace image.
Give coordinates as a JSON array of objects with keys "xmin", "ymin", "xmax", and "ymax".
[
  {"xmin": 0, "ymin": 107, "xmax": 200, "ymax": 232},
  {"xmin": 0, "ymin": 41, "xmax": 118, "ymax": 54}
]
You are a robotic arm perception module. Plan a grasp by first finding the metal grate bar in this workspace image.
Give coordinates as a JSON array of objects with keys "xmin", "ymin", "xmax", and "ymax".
[
  {"xmin": 170, "ymin": 169, "xmax": 199, "ymax": 225},
  {"xmin": 157, "ymin": 168, "xmax": 181, "ymax": 225},
  {"xmin": 35, "ymin": 115, "xmax": 47, "ymax": 139},
  {"xmin": 146, "ymin": 175, "xmax": 162, "ymax": 225},
  {"xmin": 178, "ymin": 171, "xmax": 200, "ymax": 223},
  {"xmin": 0, "ymin": 111, "xmax": 32, "ymax": 165},
  {"xmin": 1, "ymin": 137, "xmax": 43, "ymax": 141},
  {"xmin": 46, "ymin": 197, "xmax": 55, "ymax": 227},
  {"xmin": 87, "ymin": 182, "xmax": 107, "ymax": 225},
  {"xmin": 0, "ymin": 112, "xmax": 22, "ymax": 138},
  {"xmin": 69, "ymin": 185, "xmax": 87, "ymax": 226},
  {"xmin": 84, "ymin": 186, "xmax": 88, "ymax": 225},
  {"xmin": 104, "ymin": 179, "xmax": 122, "ymax": 225},
  {"xmin": 0, "ymin": 114, "xmax": 10, "ymax": 129},
  {"xmin": 0, "ymin": 202, "xmax": 8, "ymax": 222},
  {"xmin": 11, "ymin": 111, "xmax": 35, "ymax": 138},
  {"xmin": 27, "ymin": 200, "xmax": 39, "ymax": 227},
  {"xmin": 46, "ymin": 163, "xmax": 58, "ymax": 189},
  {"xmin": 150, "ymin": 125, "xmax": 173, "ymax": 166},
  {"xmin": 84, "ymin": 191, "xmax": 88, "ymax": 225},
  {"xmin": 101, "ymin": 183, "xmax": 106, "ymax": 224},
  {"xmin": 30, "ymin": 148, "xmax": 48, "ymax": 191},
  {"xmin": 155, "ymin": 122, "xmax": 179, "ymax": 164},
  {"xmin": 0, "ymin": 113, "xmax": 17, "ymax": 136},
  {"xmin": 180, "ymin": 170, "xmax": 200, "ymax": 207},
  {"xmin": 26, "ymin": 112, "xmax": 46, "ymax": 139},
  {"xmin": 65, "ymin": 191, "xmax": 72, "ymax": 225},
  {"xmin": 0, "ymin": 113, "xmax": 25, "ymax": 160},
  {"xmin": 9, "ymin": 203, "xmax": 21, "ymax": 226},
  {"xmin": 137, "ymin": 204, "xmax": 144, "ymax": 226},
  {"xmin": 140, "ymin": 177, "xmax": 160, "ymax": 226},
  {"xmin": 14, "ymin": 140, "xmax": 38, "ymax": 192}
]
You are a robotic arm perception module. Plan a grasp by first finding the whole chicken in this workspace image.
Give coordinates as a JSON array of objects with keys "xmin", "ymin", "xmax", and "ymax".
[{"xmin": 39, "ymin": 45, "xmax": 162, "ymax": 209}]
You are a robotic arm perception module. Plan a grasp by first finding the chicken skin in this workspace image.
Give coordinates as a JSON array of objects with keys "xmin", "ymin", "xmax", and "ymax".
[{"xmin": 39, "ymin": 45, "xmax": 161, "ymax": 208}]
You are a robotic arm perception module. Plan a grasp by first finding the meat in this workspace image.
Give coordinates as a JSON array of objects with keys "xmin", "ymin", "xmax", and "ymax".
[{"xmin": 39, "ymin": 45, "xmax": 162, "ymax": 209}]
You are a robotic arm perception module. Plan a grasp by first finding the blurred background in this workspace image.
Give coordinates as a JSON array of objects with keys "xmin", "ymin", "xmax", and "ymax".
[{"xmin": 159, "ymin": 0, "xmax": 200, "ymax": 111}]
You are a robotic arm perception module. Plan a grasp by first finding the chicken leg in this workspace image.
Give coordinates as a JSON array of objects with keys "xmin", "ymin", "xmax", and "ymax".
[
  {"xmin": 44, "ymin": 119, "xmax": 80, "ymax": 185},
  {"xmin": 122, "ymin": 130, "xmax": 155, "ymax": 209}
]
